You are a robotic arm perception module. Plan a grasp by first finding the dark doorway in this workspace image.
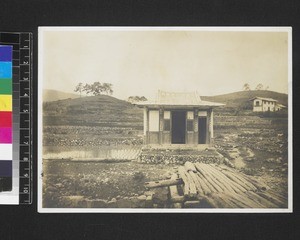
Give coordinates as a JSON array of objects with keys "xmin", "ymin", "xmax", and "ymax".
[
  {"xmin": 171, "ymin": 111, "xmax": 186, "ymax": 144},
  {"xmin": 198, "ymin": 117, "xmax": 207, "ymax": 144}
]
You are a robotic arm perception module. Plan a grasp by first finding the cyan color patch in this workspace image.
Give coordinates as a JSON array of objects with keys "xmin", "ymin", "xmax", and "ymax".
[{"xmin": 0, "ymin": 62, "xmax": 12, "ymax": 79}]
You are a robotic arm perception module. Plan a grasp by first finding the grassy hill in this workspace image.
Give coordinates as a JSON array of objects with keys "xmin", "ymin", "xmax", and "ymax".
[
  {"xmin": 43, "ymin": 89, "xmax": 80, "ymax": 102},
  {"xmin": 201, "ymin": 90, "xmax": 288, "ymax": 109},
  {"xmin": 43, "ymin": 90, "xmax": 288, "ymax": 128},
  {"xmin": 43, "ymin": 94, "xmax": 143, "ymax": 128}
]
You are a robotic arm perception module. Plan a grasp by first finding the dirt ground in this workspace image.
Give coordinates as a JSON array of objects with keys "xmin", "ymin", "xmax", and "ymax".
[
  {"xmin": 43, "ymin": 160, "xmax": 173, "ymax": 208},
  {"xmin": 42, "ymin": 112, "xmax": 289, "ymax": 208}
]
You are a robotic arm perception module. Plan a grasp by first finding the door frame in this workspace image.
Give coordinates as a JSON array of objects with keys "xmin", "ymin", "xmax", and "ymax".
[
  {"xmin": 198, "ymin": 116, "xmax": 207, "ymax": 144},
  {"xmin": 171, "ymin": 110, "xmax": 187, "ymax": 144}
]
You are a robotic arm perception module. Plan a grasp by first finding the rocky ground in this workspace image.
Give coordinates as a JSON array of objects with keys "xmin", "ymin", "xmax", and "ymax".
[
  {"xmin": 43, "ymin": 160, "xmax": 173, "ymax": 208},
  {"xmin": 42, "ymin": 112, "xmax": 289, "ymax": 208},
  {"xmin": 43, "ymin": 125, "xmax": 143, "ymax": 147},
  {"xmin": 213, "ymin": 114, "xmax": 288, "ymax": 199}
]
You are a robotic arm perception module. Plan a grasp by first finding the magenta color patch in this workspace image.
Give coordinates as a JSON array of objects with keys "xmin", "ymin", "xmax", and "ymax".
[{"xmin": 0, "ymin": 127, "xmax": 12, "ymax": 143}]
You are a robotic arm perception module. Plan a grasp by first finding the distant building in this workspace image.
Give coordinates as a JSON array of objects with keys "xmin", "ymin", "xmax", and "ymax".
[
  {"xmin": 250, "ymin": 97, "xmax": 285, "ymax": 112},
  {"xmin": 136, "ymin": 90, "xmax": 224, "ymax": 146},
  {"xmin": 274, "ymin": 103, "xmax": 286, "ymax": 111}
]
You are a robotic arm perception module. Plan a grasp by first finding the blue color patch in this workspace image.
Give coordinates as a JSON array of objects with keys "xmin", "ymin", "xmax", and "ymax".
[
  {"xmin": 0, "ymin": 160, "xmax": 12, "ymax": 177},
  {"xmin": 0, "ymin": 62, "xmax": 12, "ymax": 78},
  {"xmin": 0, "ymin": 46, "xmax": 13, "ymax": 62}
]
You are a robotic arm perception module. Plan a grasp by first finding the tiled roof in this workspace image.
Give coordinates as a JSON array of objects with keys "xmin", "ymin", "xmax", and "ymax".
[
  {"xmin": 250, "ymin": 97, "xmax": 278, "ymax": 102},
  {"xmin": 136, "ymin": 90, "xmax": 224, "ymax": 107}
]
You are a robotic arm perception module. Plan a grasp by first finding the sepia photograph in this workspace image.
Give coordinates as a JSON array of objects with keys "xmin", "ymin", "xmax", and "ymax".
[{"xmin": 38, "ymin": 27, "xmax": 292, "ymax": 212}]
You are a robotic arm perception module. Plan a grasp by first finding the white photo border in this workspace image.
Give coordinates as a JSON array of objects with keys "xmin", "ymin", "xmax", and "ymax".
[{"xmin": 38, "ymin": 26, "xmax": 293, "ymax": 213}]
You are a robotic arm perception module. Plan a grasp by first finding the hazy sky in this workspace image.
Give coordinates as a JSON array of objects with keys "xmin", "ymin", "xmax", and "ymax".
[{"xmin": 40, "ymin": 28, "xmax": 289, "ymax": 100}]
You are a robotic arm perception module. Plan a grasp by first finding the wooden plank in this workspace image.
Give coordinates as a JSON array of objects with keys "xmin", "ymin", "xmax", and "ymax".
[
  {"xmin": 194, "ymin": 171, "xmax": 212, "ymax": 196},
  {"xmin": 197, "ymin": 163, "xmax": 227, "ymax": 193},
  {"xmin": 225, "ymin": 193, "xmax": 255, "ymax": 208},
  {"xmin": 267, "ymin": 189, "xmax": 288, "ymax": 202},
  {"xmin": 184, "ymin": 161, "xmax": 197, "ymax": 173},
  {"xmin": 217, "ymin": 165, "xmax": 258, "ymax": 191},
  {"xmin": 256, "ymin": 191, "xmax": 286, "ymax": 207},
  {"xmin": 203, "ymin": 163, "xmax": 240, "ymax": 193},
  {"xmin": 185, "ymin": 171, "xmax": 198, "ymax": 198},
  {"xmin": 178, "ymin": 166, "xmax": 191, "ymax": 197},
  {"xmin": 205, "ymin": 164, "xmax": 247, "ymax": 193},
  {"xmin": 189, "ymin": 171, "xmax": 205, "ymax": 196},
  {"xmin": 197, "ymin": 163, "xmax": 233, "ymax": 193},
  {"xmin": 223, "ymin": 168, "xmax": 269, "ymax": 191},
  {"xmin": 245, "ymin": 191, "xmax": 278, "ymax": 208},
  {"xmin": 241, "ymin": 175, "xmax": 269, "ymax": 191},
  {"xmin": 214, "ymin": 165, "xmax": 255, "ymax": 191},
  {"xmin": 195, "ymin": 163, "xmax": 222, "ymax": 192},
  {"xmin": 213, "ymin": 193, "xmax": 240, "ymax": 208},
  {"xmin": 169, "ymin": 173, "xmax": 185, "ymax": 203},
  {"xmin": 231, "ymin": 192, "xmax": 265, "ymax": 208},
  {"xmin": 145, "ymin": 178, "xmax": 183, "ymax": 189}
]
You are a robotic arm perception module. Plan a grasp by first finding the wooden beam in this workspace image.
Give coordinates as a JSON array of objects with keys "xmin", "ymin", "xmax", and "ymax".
[
  {"xmin": 145, "ymin": 178, "xmax": 183, "ymax": 189},
  {"xmin": 178, "ymin": 166, "xmax": 191, "ymax": 197},
  {"xmin": 184, "ymin": 161, "xmax": 197, "ymax": 173},
  {"xmin": 169, "ymin": 173, "xmax": 185, "ymax": 203}
]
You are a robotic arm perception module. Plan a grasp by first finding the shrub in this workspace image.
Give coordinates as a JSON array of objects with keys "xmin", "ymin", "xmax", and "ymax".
[{"xmin": 132, "ymin": 171, "xmax": 145, "ymax": 181}]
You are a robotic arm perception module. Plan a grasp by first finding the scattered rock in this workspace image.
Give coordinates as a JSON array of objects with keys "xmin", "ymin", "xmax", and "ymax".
[
  {"xmin": 153, "ymin": 187, "xmax": 169, "ymax": 204},
  {"xmin": 145, "ymin": 195, "xmax": 153, "ymax": 208},
  {"xmin": 144, "ymin": 191, "xmax": 155, "ymax": 197},
  {"xmin": 107, "ymin": 198, "xmax": 117, "ymax": 208},
  {"xmin": 62, "ymin": 196, "xmax": 87, "ymax": 208},
  {"xmin": 87, "ymin": 199, "xmax": 108, "ymax": 208},
  {"xmin": 117, "ymin": 198, "xmax": 132, "ymax": 208},
  {"xmin": 184, "ymin": 201, "xmax": 201, "ymax": 208}
]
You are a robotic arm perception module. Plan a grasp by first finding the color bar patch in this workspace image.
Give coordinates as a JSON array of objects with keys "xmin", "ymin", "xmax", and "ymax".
[
  {"xmin": 0, "ymin": 144, "xmax": 12, "ymax": 159},
  {"xmin": 0, "ymin": 112, "xmax": 12, "ymax": 127},
  {"xmin": 0, "ymin": 161, "xmax": 12, "ymax": 177},
  {"xmin": 0, "ymin": 46, "xmax": 12, "ymax": 61},
  {"xmin": 0, "ymin": 45, "xmax": 12, "ymax": 189},
  {"xmin": 0, "ymin": 95, "xmax": 12, "ymax": 111},
  {"xmin": 0, "ymin": 62, "xmax": 12, "ymax": 78},
  {"xmin": 0, "ymin": 127, "xmax": 12, "ymax": 143},
  {"xmin": 0, "ymin": 78, "xmax": 12, "ymax": 94}
]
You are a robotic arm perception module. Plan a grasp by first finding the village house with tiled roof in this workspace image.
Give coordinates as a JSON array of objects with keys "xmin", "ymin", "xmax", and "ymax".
[
  {"xmin": 250, "ymin": 97, "xmax": 286, "ymax": 112},
  {"xmin": 136, "ymin": 90, "xmax": 224, "ymax": 146}
]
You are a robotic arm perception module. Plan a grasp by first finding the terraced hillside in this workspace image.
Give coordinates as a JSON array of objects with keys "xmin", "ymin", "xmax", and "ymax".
[{"xmin": 202, "ymin": 90, "xmax": 288, "ymax": 113}]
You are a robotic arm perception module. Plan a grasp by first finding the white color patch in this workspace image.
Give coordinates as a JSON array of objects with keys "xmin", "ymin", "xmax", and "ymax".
[{"xmin": 0, "ymin": 144, "xmax": 12, "ymax": 160}]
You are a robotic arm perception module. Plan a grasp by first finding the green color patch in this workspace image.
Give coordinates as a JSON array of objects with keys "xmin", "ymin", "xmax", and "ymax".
[{"xmin": 0, "ymin": 78, "xmax": 12, "ymax": 94}]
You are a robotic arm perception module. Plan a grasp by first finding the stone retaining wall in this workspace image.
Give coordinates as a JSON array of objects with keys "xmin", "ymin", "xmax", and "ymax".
[{"xmin": 138, "ymin": 154, "xmax": 222, "ymax": 165}]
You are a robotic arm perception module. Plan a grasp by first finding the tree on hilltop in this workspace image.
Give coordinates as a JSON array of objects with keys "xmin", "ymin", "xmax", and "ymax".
[
  {"xmin": 243, "ymin": 83, "xmax": 251, "ymax": 91},
  {"xmin": 83, "ymin": 83, "xmax": 92, "ymax": 96},
  {"xmin": 102, "ymin": 83, "xmax": 113, "ymax": 95},
  {"xmin": 127, "ymin": 96, "xmax": 148, "ymax": 103},
  {"xmin": 255, "ymin": 83, "xmax": 264, "ymax": 90},
  {"xmin": 74, "ymin": 82, "xmax": 83, "ymax": 97}
]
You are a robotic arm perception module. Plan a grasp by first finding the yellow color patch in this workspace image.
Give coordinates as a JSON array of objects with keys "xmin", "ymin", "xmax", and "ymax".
[{"xmin": 0, "ymin": 95, "xmax": 12, "ymax": 111}]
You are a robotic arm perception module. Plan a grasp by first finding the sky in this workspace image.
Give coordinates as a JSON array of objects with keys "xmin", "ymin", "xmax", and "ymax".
[{"xmin": 40, "ymin": 28, "xmax": 290, "ymax": 100}]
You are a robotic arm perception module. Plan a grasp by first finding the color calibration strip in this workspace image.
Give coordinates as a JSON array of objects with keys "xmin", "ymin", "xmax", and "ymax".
[
  {"xmin": 0, "ymin": 45, "xmax": 13, "ymax": 193},
  {"xmin": 0, "ymin": 32, "xmax": 32, "ymax": 204}
]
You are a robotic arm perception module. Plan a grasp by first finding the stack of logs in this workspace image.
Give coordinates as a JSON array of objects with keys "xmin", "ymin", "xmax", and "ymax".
[{"xmin": 145, "ymin": 162, "xmax": 287, "ymax": 208}]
